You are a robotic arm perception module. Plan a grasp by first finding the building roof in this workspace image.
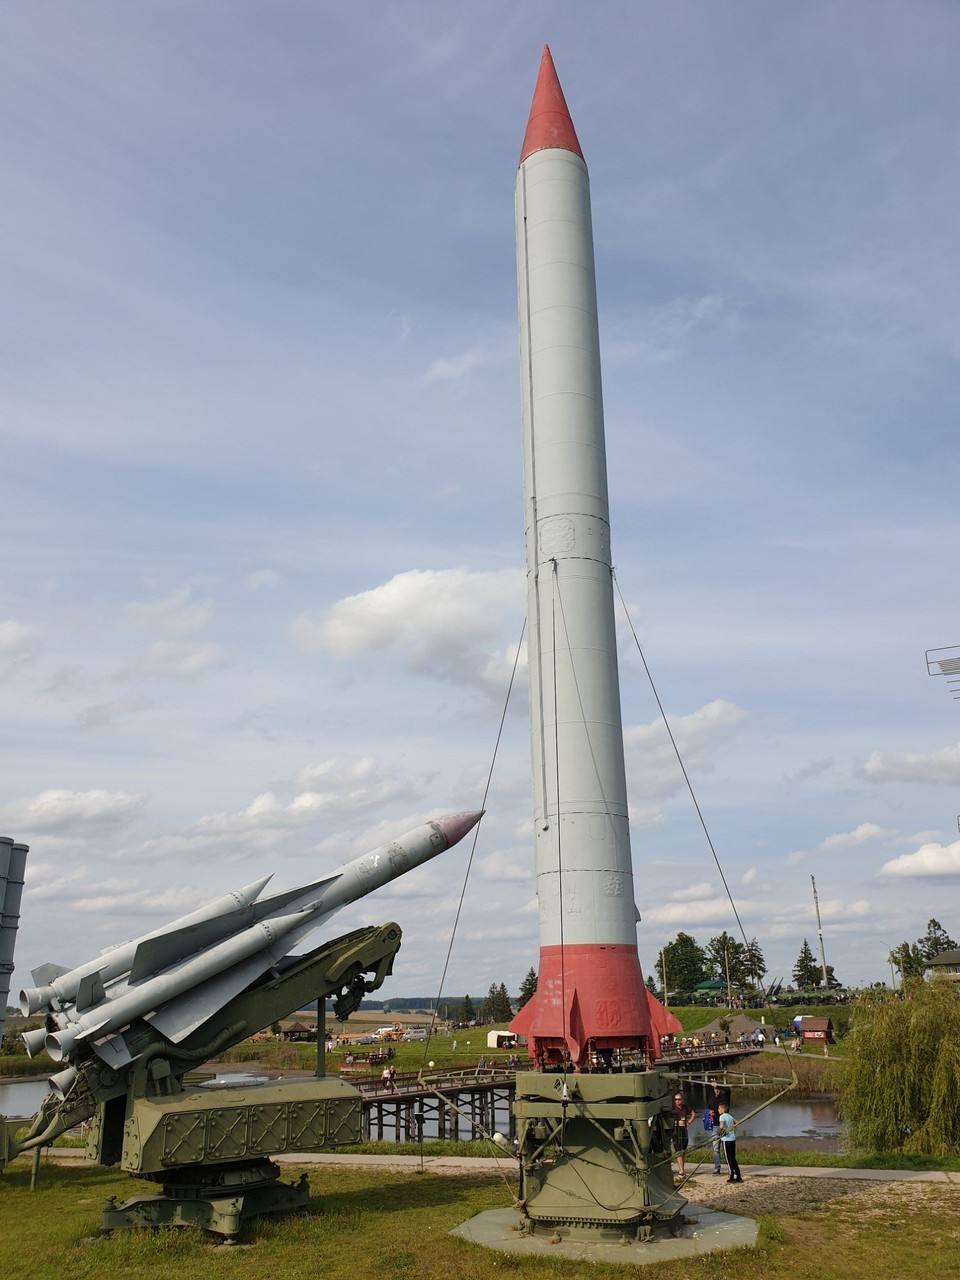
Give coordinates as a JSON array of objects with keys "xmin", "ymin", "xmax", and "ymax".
[
  {"xmin": 929, "ymin": 949, "xmax": 960, "ymax": 966},
  {"xmin": 796, "ymin": 1016, "xmax": 832, "ymax": 1031}
]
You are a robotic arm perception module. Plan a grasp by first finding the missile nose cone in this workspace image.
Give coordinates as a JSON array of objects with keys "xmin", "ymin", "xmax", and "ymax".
[
  {"xmin": 435, "ymin": 810, "xmax": 484, "ymax": 848},
  {"xmin": 519, "ymin": 45, "xmax": 583, "ymax": 165}
]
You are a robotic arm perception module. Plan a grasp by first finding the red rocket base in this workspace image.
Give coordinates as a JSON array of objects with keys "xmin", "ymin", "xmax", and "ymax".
[{"xmin": 510, "ymin": 944, "xmax": 681, "ymax": 1071}]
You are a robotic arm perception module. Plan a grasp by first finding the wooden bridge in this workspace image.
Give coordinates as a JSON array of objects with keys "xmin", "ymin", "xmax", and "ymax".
[{"xmin": 345, "ymin": 1047, "xmax": 761, "ymax": 1144}]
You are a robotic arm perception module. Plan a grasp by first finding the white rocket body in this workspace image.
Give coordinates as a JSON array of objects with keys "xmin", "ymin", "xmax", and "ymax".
[{"xmin": 509, "ymin": 49, "xmax": 656, "ymax": 1068}]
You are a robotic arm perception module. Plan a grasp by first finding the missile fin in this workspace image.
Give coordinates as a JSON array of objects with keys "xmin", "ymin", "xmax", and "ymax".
[
  {"xmin": 75, "ymin": 970, "xmax": 106, "ymax": 1013},
  {"xmin": 144, "ymin": 953, "xmax": 273, "ymax": 1043},
  {"xmin": 92, "ymin": 1032, "xmax": 135, "ymax": 1070},
  {"xmin": 250, "ymin": 875, "xmax": 340, "ymax": 919},
  {"xmin": 128, "ymin": 908, "xmax": 259, "ymax": 984},
  {"xmin": 30, "ymin": 961, "xmax": 70, "ymax": 986},
  {"xmin": 74, "ymin": 1018, "xmax": 111, "ymax": 1044}
]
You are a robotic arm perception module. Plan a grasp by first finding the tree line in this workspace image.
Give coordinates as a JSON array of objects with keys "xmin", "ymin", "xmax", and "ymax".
[
  {"xmin": 888, "ymin": 919, "xmax": 956, "ymax": 980},
  {"xmin": 441, "ymin": 969, "xmax": 539, "ymax": 1026},
  {"xmin": 654, "ymin": 930, "xmax": 843, "ymax": 995}
]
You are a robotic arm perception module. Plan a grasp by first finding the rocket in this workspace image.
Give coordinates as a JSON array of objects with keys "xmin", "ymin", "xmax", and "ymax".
[
  {"xmin": 23, "ymin": 811, "xmax": 481, "ymax": 1068},
  {"xmin": 509, "ymin": 49, "xmax": 669, "ymax": 1070}
]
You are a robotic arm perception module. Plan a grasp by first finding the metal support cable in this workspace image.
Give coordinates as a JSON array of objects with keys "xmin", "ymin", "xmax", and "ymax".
[{"xmin": 421, "ymin": 617, "xmax": 527, "ymax": 1073}]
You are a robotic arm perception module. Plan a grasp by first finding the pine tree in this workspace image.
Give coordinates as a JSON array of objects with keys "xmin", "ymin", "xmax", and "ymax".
[
  {"xmin": 792, "ymin": 938, "xmax": 821, "ymax": 988},
  {"xmin": 483, "ymin": 982, "xmax": 513, "ymax": 1022},
  {"xmin": 517, "ymin": 967, "xmax": 538, "ymax": 1009},
  {"xmin": 745, "ymin": 938, "xmax": 767, "ymax": 986},
  {"xmin": 457, "ymin": 994, "xmax": 476, "ymax": 1024}
]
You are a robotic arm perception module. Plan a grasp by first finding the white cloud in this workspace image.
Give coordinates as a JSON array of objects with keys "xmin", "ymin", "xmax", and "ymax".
[
  {"xmin": 671, "ymin": 880, "xmax": 715, "ymax": 901},
  {"xmin": 74, "ymin": 699, "xmax": 148, "ymax": 729},
  {"xmin": 643, "ymin": 896, "xmax": 737, "ymax": 926},
  {"xmin": 476, "ymin": 849, "xmax": 531, "ymax": 884},
  {"xmin": 819, "ymin": 822, "xmax": 895, "ymax": 851},
  {"xmin": 785, "ymin": 757, "xmax": 835, "ymax": 783},
  {"xmin": 290, "ymin": 567, "xmax": 524, "ymax": 697},
  {"xmin": 179, "ymin": 759, "xmax": 417, "ymax": 848},
  {"xmin": 0, "ymin": 789, "xmax": 145, "ymax": 834},
  {"xmin": 623, "ymin": 700, "xmax": 746, "ymax": 800},
  {"xmin": 858, "ymin": 745, "xmax": 960, "ymax": 786},
  {"xmin": 124, "ymin": 640, "xmax": 227, "ymax": 678},
  {"xmin": 880, "ymin": 841, "xmax": 960, "ymax": 878},
  {"xmin": 0, "ymin": 619, "xmax": 36, "ymax": 657},
  {"xmin": 420, "ymin": 346, "xmax": 485, "ymax": 384},
  {"xmin": 627, "ymin": 805, "xmax": 668, "ymax": 833},
  {"xmin": 742, "ymin": 867, "xmax": 757, "ymax": 885},
  {"xmin": 244, "ymin": 569, "xmax": 279, "ymax": 591},
  {"xmin": 124, "ymin": 588, "xmax": 213, "ymax": 637},
  {"xmin": 894, "ymin": 830, "xmax": 942, "ymax": 846},
  {"xmin": 605, "ymin": 294, "xmax": 735, "ymax": 365}
]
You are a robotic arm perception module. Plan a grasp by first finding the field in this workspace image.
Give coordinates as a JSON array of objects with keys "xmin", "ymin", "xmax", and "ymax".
[
  {"xmin": 1, "ymin": 1157, "xmax": 958, "ymax": 1280},
  {"xmin": 3, "ymin": 1005, "xmax": 957, "ymax": 1279}
]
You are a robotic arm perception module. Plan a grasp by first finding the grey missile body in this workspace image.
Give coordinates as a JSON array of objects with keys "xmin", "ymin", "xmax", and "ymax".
[{"xmin": 29, "ymin": 811, "xmax": 481, "ymax": 1070}]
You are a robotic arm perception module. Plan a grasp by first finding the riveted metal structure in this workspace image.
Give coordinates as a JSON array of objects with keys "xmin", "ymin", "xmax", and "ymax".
[{"xmin": 10, "ymin": 922, "xmax": 404, "ymax": 1236}]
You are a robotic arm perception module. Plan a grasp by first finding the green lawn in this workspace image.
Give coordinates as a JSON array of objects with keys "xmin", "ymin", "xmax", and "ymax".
[{"xmin": 1, "ymin": 1156, "xmax": 957, "ymax": 1280}]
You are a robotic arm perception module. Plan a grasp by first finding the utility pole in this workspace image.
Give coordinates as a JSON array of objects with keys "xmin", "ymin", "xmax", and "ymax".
[
  {"xmin": 724, "ymin": 944, "xmax": 732, "ymax": 1008},
  {"xmin": 811, "ymin": 875, "xmax": 829, "ymax": 988},
  {"xmin": 661, "ymin": 948, "xmax": 668, "ymax": 1006}
]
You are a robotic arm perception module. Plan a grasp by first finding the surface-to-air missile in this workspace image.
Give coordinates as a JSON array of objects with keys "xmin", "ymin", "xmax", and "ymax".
[{"xmin": 21, "ymin": 811, "xmax": 481, "ymax": 1077}]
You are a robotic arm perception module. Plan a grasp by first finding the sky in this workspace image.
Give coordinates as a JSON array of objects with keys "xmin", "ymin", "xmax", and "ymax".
[{"xmin": 3, "ymin": 2, "xmax": 960, "ymax": 1011}]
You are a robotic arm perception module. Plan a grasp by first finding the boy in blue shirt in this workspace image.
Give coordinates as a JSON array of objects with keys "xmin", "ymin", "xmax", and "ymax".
[{"xmin": 717, "ymin": 1102, "xmax": 743, "ymax": 1183}]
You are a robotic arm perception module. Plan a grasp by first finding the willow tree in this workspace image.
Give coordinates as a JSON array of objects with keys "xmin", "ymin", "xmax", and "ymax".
[{"xmin": 838, "ymin": 978, "xmax": 960, "ymax": 1155}]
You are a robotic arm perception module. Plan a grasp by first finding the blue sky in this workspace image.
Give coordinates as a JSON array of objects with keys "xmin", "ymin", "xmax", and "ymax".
[{"xmin": 3, "ymin": 2, "xmax": 959, "ymax": 1007}]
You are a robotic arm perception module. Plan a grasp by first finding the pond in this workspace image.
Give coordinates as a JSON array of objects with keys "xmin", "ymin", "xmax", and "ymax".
[{"xmin": 0, "ymin": 1077, "xmax": 840, "ymax": 1146}]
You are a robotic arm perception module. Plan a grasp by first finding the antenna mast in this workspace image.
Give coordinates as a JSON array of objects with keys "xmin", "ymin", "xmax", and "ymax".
[{"xmin": 811, "ymin": 874, "xmax": 829, "ymax": 988}]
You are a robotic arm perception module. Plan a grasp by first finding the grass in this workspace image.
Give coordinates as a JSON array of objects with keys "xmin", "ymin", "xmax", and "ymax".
[
  {"xmin": 309, "ymin": 1136, "xmax": 960, "ymax": 1174},
  {"xmin": 1, "ymin": 1155, "xmax": 957, "ymax": 1280},
  {"xmin": 0, "ymin": 1053, "xmax": 52, "ymax": 1078}
]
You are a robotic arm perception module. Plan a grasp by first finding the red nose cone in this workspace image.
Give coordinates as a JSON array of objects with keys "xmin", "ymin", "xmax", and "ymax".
[
  {"xmin": 519, "ymin": 45, "xmax": 584, "ymax": 166},
  {"xmin": 434, "ymin": 811, "xmax": 483, "ymax": 848}
]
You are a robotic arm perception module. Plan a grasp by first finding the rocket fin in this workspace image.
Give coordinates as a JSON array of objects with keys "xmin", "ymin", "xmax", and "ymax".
[
  {"xmin": 74, "ymin": 1018, "xmax": 111, "ymax": 1044},
  {"xmin": 92, "ymin": 1032, "xmax": 135, "ymax": 1070},
  {"xmin": 643, "ymin": 988, "xmax": 682, "ymax": 1042},
  {"xmin": 509, "ymin": 993, "xmax": 537, "ymax": 1039},
  {"xmin": 250, "ymin": 875, "xmax": 340, "ymax": 919},
  {"xmin": 144, "ymin": 953, "xmax": 273, "ymax": 1043},
  {"xmin": 565, "ymin": 988, "xmax": 585, "ymax": 1064},
  {"xmin": 30, "ymin": 961, "xmax": 70, "ymax": 986},
  {"xmin": 75, "ymin": 970, "xmax": 106, "ymax": 1013},
  {"xmin": 128, "ymin": 907, "xmax": 259, "ymax": 984}
]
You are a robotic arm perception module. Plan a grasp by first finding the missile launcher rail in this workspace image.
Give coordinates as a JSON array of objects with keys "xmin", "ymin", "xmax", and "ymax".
[{"xmin": 4, "ymin": 922, "xmax": 402, "ymax": 1238}]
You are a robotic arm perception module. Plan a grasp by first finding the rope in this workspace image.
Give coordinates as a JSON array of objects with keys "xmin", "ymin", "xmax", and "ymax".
[
  {"xmin": 611, "ymin": 568, "xmax": 799, "ymax": 1095},
  {"xmin": 418, "ymin": 616, "xmax": 526, "ymax": 1077}
]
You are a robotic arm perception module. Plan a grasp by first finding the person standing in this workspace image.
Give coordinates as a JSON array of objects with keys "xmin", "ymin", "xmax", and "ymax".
[
  {"xmin": 718, "ymin": 1102, "xmax": 743, "ymax": 1182},
  {"xmin": 670, "ymin": 1092, "xmax": 696, "ymax": 1178},
  {"xmin": 705, "ymin": 1081, "xmax": 731, "ymax": 1174}
]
